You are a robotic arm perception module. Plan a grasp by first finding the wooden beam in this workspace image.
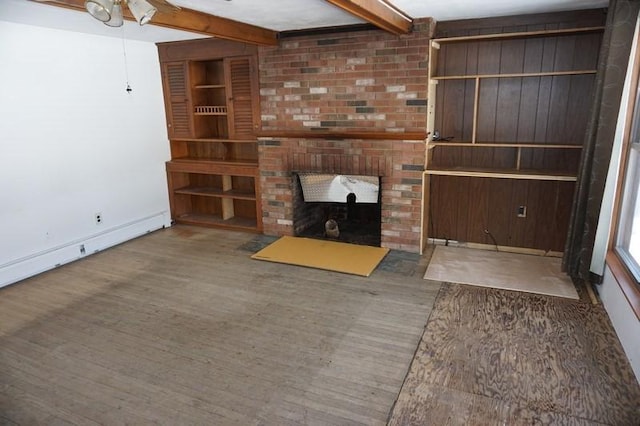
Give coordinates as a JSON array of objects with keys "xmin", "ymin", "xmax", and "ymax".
[
  {"xmin": 325, "ymin": 0, "xmax": 412, "ymax": 34},
  {"xmin": 34, "ymin": 0, "xmax": 278, "ymax": 45}
]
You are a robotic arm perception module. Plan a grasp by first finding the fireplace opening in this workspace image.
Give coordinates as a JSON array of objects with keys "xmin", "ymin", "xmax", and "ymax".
[{"xmin": 292, "ymin": 173, "xmax": 382, "ymax": 247}]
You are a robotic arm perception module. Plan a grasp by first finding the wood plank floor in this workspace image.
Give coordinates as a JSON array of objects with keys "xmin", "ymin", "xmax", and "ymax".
[
  {"xmin": 0, "ymin": 226, "xmax": 439, "ymax": 425},
  {"xmin": 389, "ymin": 283, "xmax": 640, "ymax": 425}
]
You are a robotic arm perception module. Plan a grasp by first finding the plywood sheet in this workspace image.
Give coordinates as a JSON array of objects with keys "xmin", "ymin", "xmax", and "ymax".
[
  {"xmin": 389, "ymin": 284, "xmax": 640, "ymax": 425},
  {"xmin": 424, "ymin": 245, "xmax": 579, "ymax": 299},
  {"xmin": 251, "ymin": 236, "xmax": 389, "ymax": 277}
]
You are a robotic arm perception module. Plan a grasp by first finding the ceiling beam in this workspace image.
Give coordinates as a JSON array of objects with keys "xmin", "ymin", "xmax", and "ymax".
[
  {"xmin": 325, "ymin": 0, "xmax": 412, "ymax": 35},
  {"xmin": 35, "ymin": 0, "xmax": 278, "ymax": 45}
]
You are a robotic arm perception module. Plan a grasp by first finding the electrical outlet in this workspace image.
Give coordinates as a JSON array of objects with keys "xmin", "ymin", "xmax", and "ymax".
[
  {"xmin": 517, "ymin": 205, "xmax": 527, "ymax": 218},
  {"xmin": 80, "ymin": 244, "xmax": 86, "ymax": 255},
  {"xmin": 95, "ymin": 212, "xmax": 102, "ymax": 224}
]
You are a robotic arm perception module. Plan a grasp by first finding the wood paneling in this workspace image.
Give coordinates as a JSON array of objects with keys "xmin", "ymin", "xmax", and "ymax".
[
  {"xmin": 429, "ymin": 176, "xmax": 576, "ymax": 252},
  {"xmin": 429, "ymin": 13, "xmax": 604, "ymax": 251},
  {"xmin": 434, "ymin": 9, "xmax": 606, "ymax": 37}
]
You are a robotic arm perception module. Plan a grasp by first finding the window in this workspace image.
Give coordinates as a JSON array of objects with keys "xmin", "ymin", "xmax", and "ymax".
[
  {"xmin": 614, "ymin": 74, "xmax": 640, "ymax": 283},
  {"xmin": 606, "ymin": 30, "xmax": 640, "ymax": 317},
  {"xmin": 615, "ymin": 138, "xmax": 640, "ymax": 281}
]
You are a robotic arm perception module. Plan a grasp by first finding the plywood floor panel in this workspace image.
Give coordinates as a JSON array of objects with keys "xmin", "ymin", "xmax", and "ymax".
[
  {"xmin": 424, "ymin": 245, "xmax": 579, "ymax": 299},
  {"xmin": 389, "ymin": 382, "xmax": 612, "ymax": 426},
  {"xmin": 389, "ymin": 284, "xmax": 640, "ymax": 426},
  {"xmin": 0, "ymin": 226, "xmax": 439, "ymax": 426}
]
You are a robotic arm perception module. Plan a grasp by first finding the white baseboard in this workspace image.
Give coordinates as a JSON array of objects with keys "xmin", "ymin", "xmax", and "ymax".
[{"xmin": 0, "ymin": 212, "xmax": 170, "ymax": 289}]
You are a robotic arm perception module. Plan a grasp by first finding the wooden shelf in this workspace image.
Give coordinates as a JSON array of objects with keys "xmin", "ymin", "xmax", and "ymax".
[
  {"xmin": 428, "ymin": 142, "xmax": 583, "ymax": 149},
  {"xmin": 258, "ymin": 130, "xmax": 427, "ymax": 141},
  {"xmin": 171, "ymin": 137, "xmax": 257, "ymax": 144},
  {"xmin": 424, "ymin": 167, "xmax": 577, "ymax": 181},
  {"xmin": 431, "ymin": 26, "xmax": 605, "ymax": 44},
  {"xmin": 175, "ymin": 213, "xmax": 258, "ymax": 232},
  {"xmin": 167, "ymin": 159, "xmax": 258, "ymax": 176},
  {"xmin": 431, "ymin": 69, "xmax": 597, "ymax": 80},
  {"xmin": 194, "ymin": 84, "xmax": 225, "ymax": 89},
  {"xmin": 169, "ymin": 158, "xmax": 258, "ymax": 167},
  {"xmin": 174, "ymin": 186, "xmax": 256, "ymax": 201}
]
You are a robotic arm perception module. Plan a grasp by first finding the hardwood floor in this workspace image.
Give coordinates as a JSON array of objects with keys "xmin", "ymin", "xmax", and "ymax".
[
  {"xmin": 2, "ymin": 227, "xmax": 639, "ymax": 425},
  {"xmin": 0, "ymin": 226, "xmax": 439, "ymax": 425},
  {"xmin": 389, "ymin": 283, "xmax": 640, "ymax": 426}
]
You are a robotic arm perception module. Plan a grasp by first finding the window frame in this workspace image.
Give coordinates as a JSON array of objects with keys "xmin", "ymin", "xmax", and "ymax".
[
  {"xmin": 609, "ymin": 28, "xmax": 640, "ymax": 320},
  {"xmin": 614, "ymin": 83, "xmax": 640, "ymax": 281}
]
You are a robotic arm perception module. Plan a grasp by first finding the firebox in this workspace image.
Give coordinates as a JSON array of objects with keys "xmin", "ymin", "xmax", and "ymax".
[{"xmin": 292, "ymin": 173, "xmax": 382, "ymax": 247}]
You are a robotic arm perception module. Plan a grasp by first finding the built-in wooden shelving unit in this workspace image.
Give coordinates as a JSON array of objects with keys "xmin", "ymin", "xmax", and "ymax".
[
  {"xmin": 421, "ymin": 19, "xmax": 605, "ymax": 253},
  {"xmin": 424, "ymin": 26, "xmax": 605, "ymax": 180},
  {"xmin": 158, "ymin": 39, "xmax": 262, "ymax": 232}
]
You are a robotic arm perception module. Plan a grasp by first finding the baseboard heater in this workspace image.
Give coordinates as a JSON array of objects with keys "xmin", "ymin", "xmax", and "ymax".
[{"xmin": 0, "ymin": 212, "xmax": 169, "ymax": 289}]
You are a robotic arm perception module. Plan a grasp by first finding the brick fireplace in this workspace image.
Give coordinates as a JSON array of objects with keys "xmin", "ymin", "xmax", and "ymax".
[
  {"xmin": 256, "ymin": 18, "xmax": 432, "ymax": 253},
  {"xmin": 258, "ymin": 137, "xmax": 425, "ymax": 251}
]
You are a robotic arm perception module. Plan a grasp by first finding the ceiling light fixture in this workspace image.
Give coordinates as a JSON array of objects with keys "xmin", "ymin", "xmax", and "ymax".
[
  {"xmin": 84, "ymin": 0, "xmax": 158, "ymax": 27},
  {"xmin": 85, "ymin": 0, "xmax": 114, "ymax": 22},
  {"xmin": 127, "ymin": 0, "xmax": 157, "ymax": 25},
  {"xmin": 104, "ymin": 0, "xmax": 124, "ymax": 27}
]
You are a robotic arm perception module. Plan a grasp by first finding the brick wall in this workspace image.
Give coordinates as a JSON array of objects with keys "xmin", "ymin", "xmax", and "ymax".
[
  {"xmin": 259, "ymin": 19, "xmax": 432, "ymax": 132},
  {"xmin": 256, "ymin": 19, "xmax": 432, "ymax": 252}
]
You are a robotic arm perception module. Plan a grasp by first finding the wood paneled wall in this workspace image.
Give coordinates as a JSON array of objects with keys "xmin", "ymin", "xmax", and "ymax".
[
  {"xmin": 430, "ymin": 176, "xmax": 574, "ymax": 252},
  {"xmin": 429, "ymin": 10, "xmax": 606, "ymax": 252}
]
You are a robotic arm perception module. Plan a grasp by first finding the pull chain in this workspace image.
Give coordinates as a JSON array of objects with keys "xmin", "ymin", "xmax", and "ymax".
[{"xmin": 121, "ymin": 24, "xmax": 132, "ymax": 93}]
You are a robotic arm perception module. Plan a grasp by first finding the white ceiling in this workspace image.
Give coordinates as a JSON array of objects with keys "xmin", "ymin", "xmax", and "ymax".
[
  {"xmin": 172, "ymin": 0, "xmax": 609, "ymax": 31},
  {"xmin": 0, "ymin": 0, "xmax": 609, "ymax": 43}
]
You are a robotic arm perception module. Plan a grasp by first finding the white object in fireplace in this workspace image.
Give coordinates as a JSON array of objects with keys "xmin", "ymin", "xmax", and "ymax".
[{"xmin": 298, "ymin": 174, "xmax": 379, "ymax": 203}]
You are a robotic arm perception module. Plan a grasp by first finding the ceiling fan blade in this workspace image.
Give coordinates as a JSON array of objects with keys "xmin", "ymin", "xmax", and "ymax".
[{"xmin": 147, "ymin": 0, "xmax": 181, "ymax": 14}]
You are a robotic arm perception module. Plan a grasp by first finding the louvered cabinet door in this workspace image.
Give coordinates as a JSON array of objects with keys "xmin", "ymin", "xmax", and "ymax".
[
  {"xmin": 161, "ymin": 61, "xmax": 193, "ymax": 139},
  {"xmin": 224, "ymin": 56, "xmax": 260, "ymax": 139}
]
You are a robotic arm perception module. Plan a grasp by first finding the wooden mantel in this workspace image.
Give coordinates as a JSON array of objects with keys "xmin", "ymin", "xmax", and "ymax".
[{"xmin": 257, "ymin": 130, "xmax": 427, "ymax": 141}]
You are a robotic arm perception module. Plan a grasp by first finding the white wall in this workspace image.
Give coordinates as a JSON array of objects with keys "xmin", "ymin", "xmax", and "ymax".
[
  {"xmin": 0, "ymin": 20, "xmax": 173, "ymax": 287},
  {"xmin": 597, "ymin": 266, "xmax": 640, "ymax": 381}
]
